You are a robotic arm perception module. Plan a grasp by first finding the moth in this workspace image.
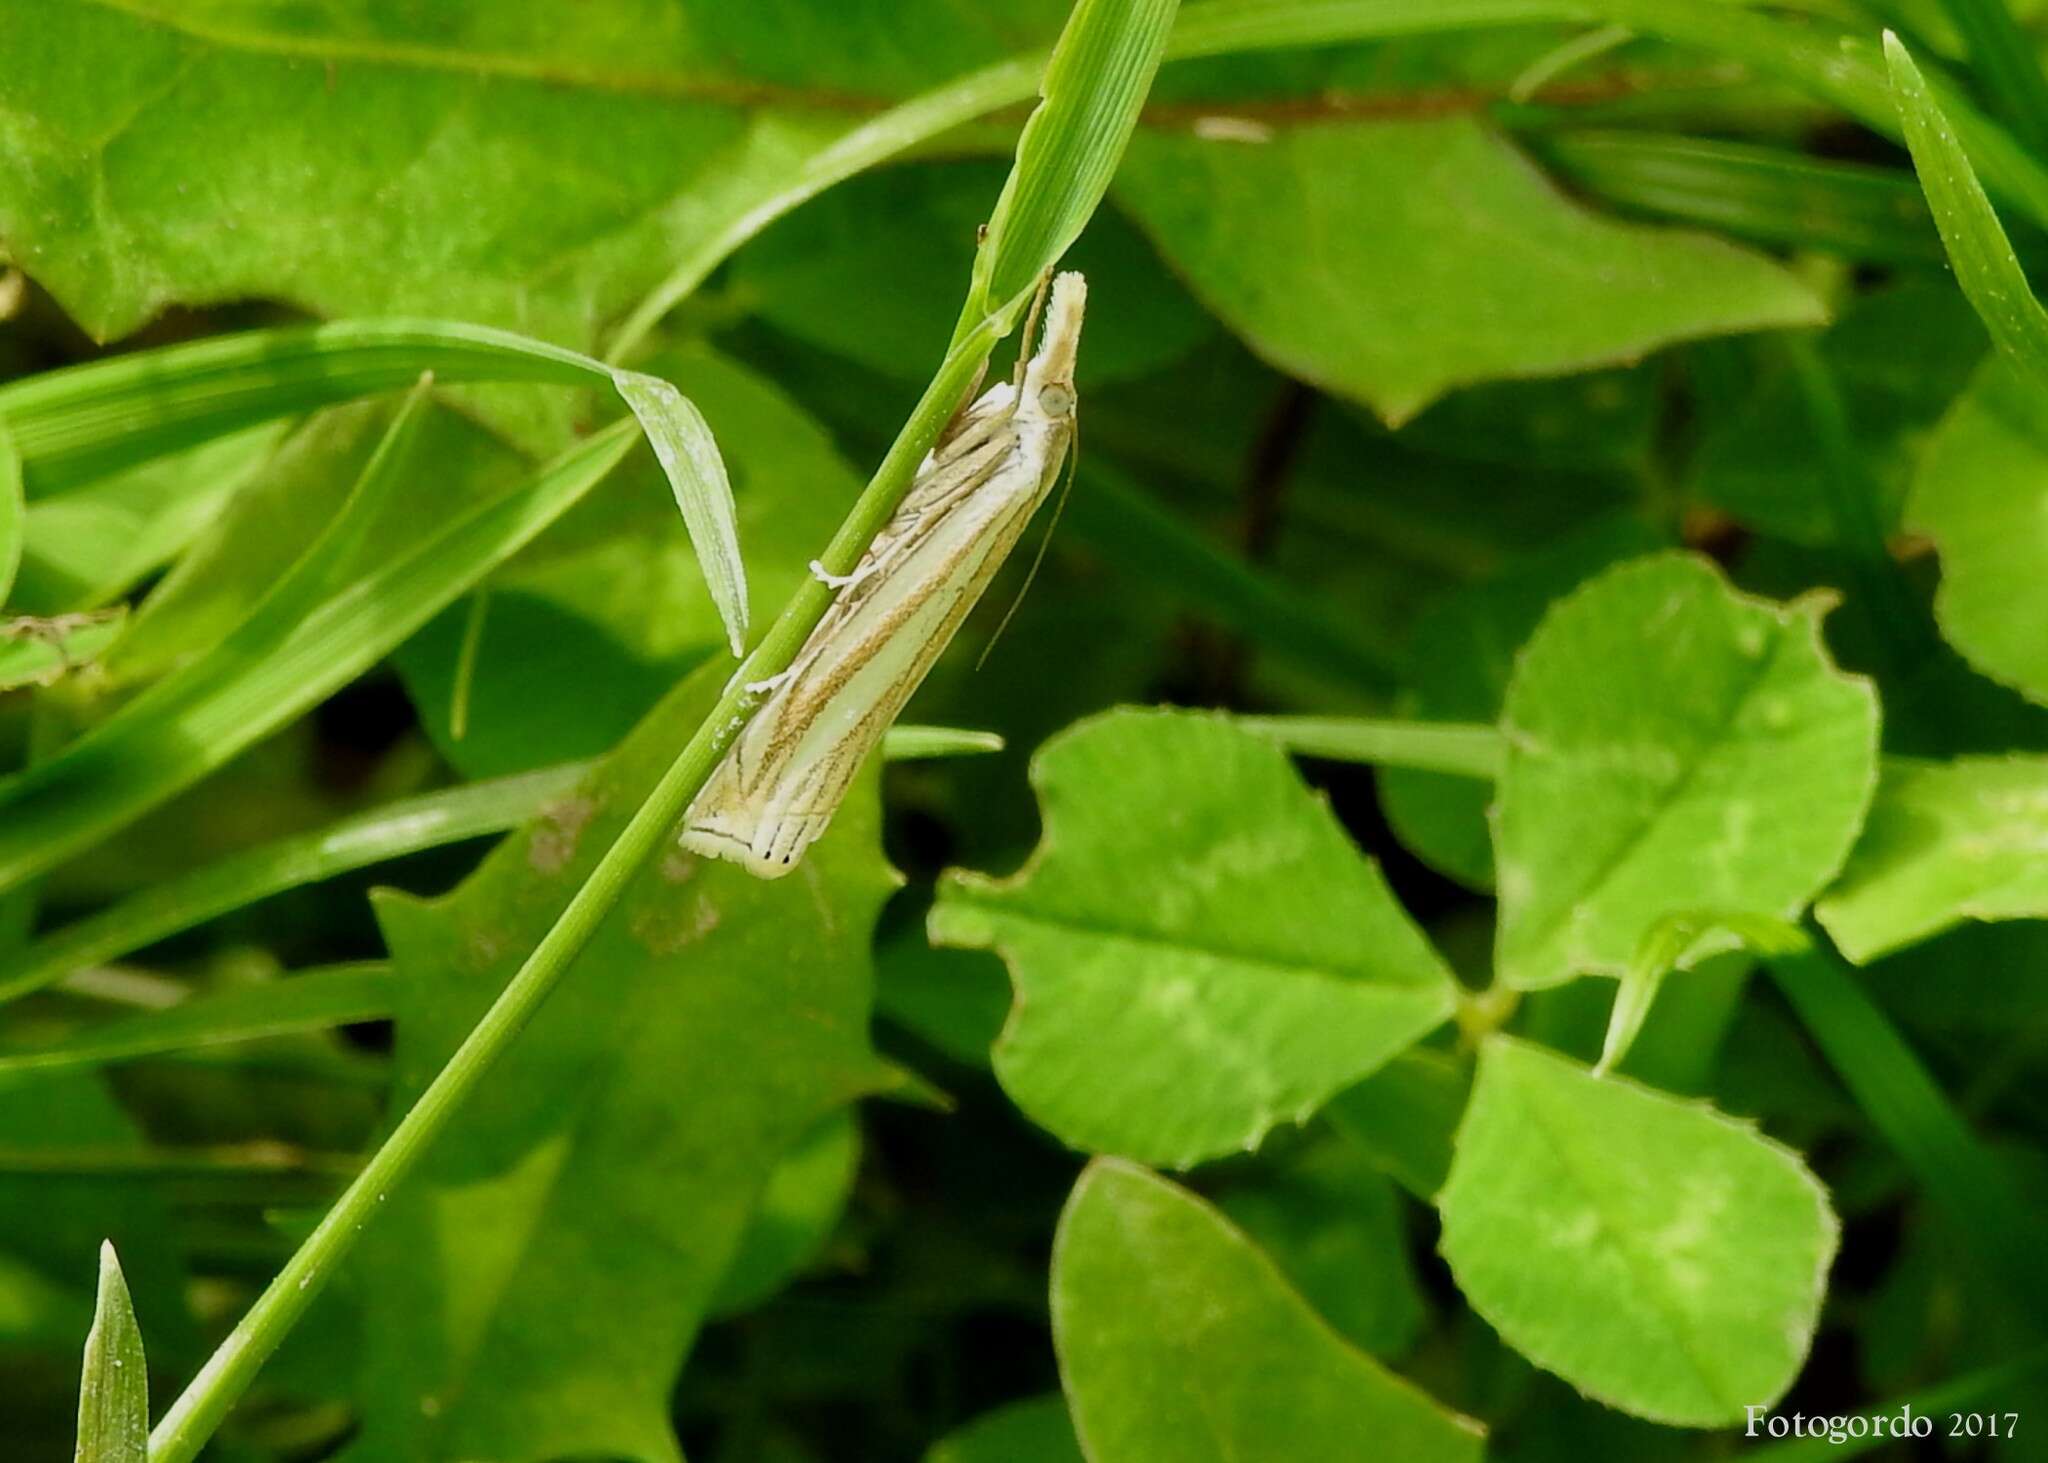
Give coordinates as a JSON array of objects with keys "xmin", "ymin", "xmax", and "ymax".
[{"xmin": 681, "ymin": 270, "xmax": 1087, "ymax": 878}]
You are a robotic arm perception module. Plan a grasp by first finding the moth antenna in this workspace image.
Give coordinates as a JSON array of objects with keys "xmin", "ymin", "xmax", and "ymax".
[
  {"xmin": 1010, "ymin": 269, "xmax": 1055, "ymax": 391},
  {"xmin": 975, "ymin": 417, "xmax": 1078, "ymax": 672}
]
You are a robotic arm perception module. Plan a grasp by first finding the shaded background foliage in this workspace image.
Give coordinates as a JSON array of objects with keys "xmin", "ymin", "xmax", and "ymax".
[{"xmin": 4, "ymin": 1, "xmax": 2048, "ymax": 1459}]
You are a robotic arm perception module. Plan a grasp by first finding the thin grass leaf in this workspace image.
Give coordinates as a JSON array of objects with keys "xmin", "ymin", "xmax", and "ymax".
[
  {"xmin": 1235, "ymin": 715, "xmax": 1505, "ymax": 778},
  {"xmin": 1886, "ymin": 31, "xmax": 2048, "ymax": 393},
  {"xmin": 0, "ymin": 320, "xmax": 747, "ymax": 651},
  {"xmin": 1168, "ymin": 0, "xmax": 2048, "ymax": 231},
  {"xmin": 0, "ymin": 419, "xmax": 639, "ymax": 896},
  {"xmin": 606, "ymin": 57, "xmax": 1043, "ymax": 363},
  {"xmin": 0, "ymin": 423, "xmax": 21, "ymax": 605},
  {"xmin": 0, "ymin": 766, "xmax": 583, "ymax": 1004},
  {"xmin": 965, "ymin": 0, "xmax": 1178, "ymax": 326},
  {"xmin": 612, "ymin": 371, "xmax": 747, "ymax": 654},
  {"xmin": 1934, "ymin": 0, "xmax": 2048, "ymax": 157},
  {"xmin": 0, "ymin": 321, "xmax": 595, "ymax": 496},
  {"xmin": 1532, "ymin": 132, "xmax": 1951, "ymax": 265},
  {"xmin": 73, "ymin": 1242, "xmax": 147, "ymax": 1463},
  {"xmin": 0, "ymin": 724, "xmax": 964, "ymax": 1004},
  {"xmin": 0, "ymin": 965, "xmax": 393, "ymax": 1080}
]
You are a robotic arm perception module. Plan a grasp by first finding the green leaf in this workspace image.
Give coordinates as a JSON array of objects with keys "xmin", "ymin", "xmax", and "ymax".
[
  {"xmin": 11, "ymin": 423, "xmax": 286, "ymax": 615},
  {"xmin": 102, "ymin": 399, "xmax": 522, "ymax": 688},
  {"xmin": 1908, "ymin": 358, "xmax": 2048, "ymax": 704},
  {"xmin": 927, "ymin": 1395, "xmax": 1083, "ymax": 1463},
  {"xmin": 1215, "ymin": 1132, "xmax": 1427, "ymax": 1357},
  {"xmin": 1817, "ymin": 757, "xmax": 2048, "ymax": 962},
  {"xmin": 931, "ymin": 709, "xmax": 1458, "ymax": 1168},
  {"xmin": 1377, "ymin": 515, "xmax": 1664, "ymax": 888},
  {"xmin": 1494, "ymin": 552, "xmax": 1879, "ymax": 990},
  {"xmin": 708, "ymin": 1112, "xmax": 861, "ymax": 1318},
  {"xmin": 0, "ymin": 965, "xmax": 392, "ymax": 1079},
  {"xmin": 73, "ymin": 1241, "xmax": 147, "ymax": 1463},
  {"xmin": 966, "ymin": 0, "xmax": 1178, "ymax": 323},
  {"xmin": 1113, "ymin": 119, "xmax": 1823, "ymax": 423},
  {"xmin": 1053, "ymin": 1159, "xmax": 1484, "ymax": 1462},
  {"xmin": 354, "ymin": 661, "xmax": 895, "ymax": 1461},
  {"xmin": 0, "ymin": 416, "xmax": 638, "ymax": 895},
  {"xmin": 1437, "ymin": 1037, "xmax": 1837, "ymax": 1425},
  {"xmin": 0, "ymin": 423, "xmax": 22, "ymax": 606},
  {"xmin": 0, "ymin": 766, "xmax": 582, "ymax": 1003},
  {"xmin": 1885, "ymin": 31, "xmax": 2048, "ymax": 395},
  {"xmin": 610, "ymin": 370, "xmax": 747, "ymax": 656},
  {"xmin": 393, "ymin": 344, "xmax": 862, "ymax": 778}
]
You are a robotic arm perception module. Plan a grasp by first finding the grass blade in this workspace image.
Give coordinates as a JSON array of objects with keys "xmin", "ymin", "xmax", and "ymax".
[
  {"xmin": 611, "ymin": 371, "xmax": 747, "ymax": 655},
  {"xmin": 0, "ymin": 965, "xmax": 393, "ymax": 1080},
  {"xmin": 966, "ymin": 0, "xmax": 1179, "ymax": 325},
  {"xmin": 73, "ymin": 1241, "xmax": 147, "ymax": 1463},
  {"xmin": 0, "ymin": 321, "xmax": 596, "ymax": 497},
  {"xmin": 1532, "ymin": 131, "xmax": 1950, "ymax": 265},
  {"xmin": 1935, "ymin": 0, "xmax": 2048, "ymax": 156},
  {"xmin": 0, "ymin": 321, "xmax": 747, "ymax": 652},
  {"xmin": 0, "ymin": 766, "xmax": 583, "ymax": 1004},
  {"xmin": 1886, "ymin": 31, "xmax": 2048, "ymax": 393},
  {"xmin": 0, "ymin": 419, "xmax": 639, "ymax": 895},
  {"xmin": 0, "ymin": 723, "xmax": 970, "ymax": 1004},
  {"xmin": 0, "ymin": 424, "xmax": 21, "ymax": 604},
  {"xmin": 1168, "ymin": 0, "xmax": 2048, "ymax": 231}
]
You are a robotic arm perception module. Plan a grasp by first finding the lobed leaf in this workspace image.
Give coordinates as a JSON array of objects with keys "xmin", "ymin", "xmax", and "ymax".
[
  {"xmin": 932, "ymin": 709, "xmax": 1457, "ymax": 1168},
  {"xmin": 352, "ymin": 661, "xmax": 895, "ymax": 1461}
]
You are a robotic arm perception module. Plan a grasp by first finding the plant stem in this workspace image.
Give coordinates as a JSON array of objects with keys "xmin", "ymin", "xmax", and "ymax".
[{"xmin": 146, "ymin": 322, "xmax": 1001, "ymax": 1463}]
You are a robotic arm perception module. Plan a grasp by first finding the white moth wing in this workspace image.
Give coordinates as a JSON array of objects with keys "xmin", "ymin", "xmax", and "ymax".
[{"xmin": 682, "ymin": 271, "xmax": 1086, "ymax": 879}]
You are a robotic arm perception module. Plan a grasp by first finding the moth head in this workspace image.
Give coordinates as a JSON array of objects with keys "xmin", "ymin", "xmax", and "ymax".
[{"xmin": 1021, "ymin": 271, "xmax": 1086, "ymax": 421}]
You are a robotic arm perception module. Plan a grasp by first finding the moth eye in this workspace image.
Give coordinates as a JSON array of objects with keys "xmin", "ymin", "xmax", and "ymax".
[{"xmin": 1039, "ymin": 382, "xmax": 1075, "ymax": 417}]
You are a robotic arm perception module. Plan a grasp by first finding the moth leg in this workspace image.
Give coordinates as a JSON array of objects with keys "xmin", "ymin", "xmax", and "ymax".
[
  {"xmin": 745, "ymin": 668, "xmax": 797, "ymax": 696},
  {"xmin": 809, "ymin": 558, "xmax": 877, "ymax": 592}
]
